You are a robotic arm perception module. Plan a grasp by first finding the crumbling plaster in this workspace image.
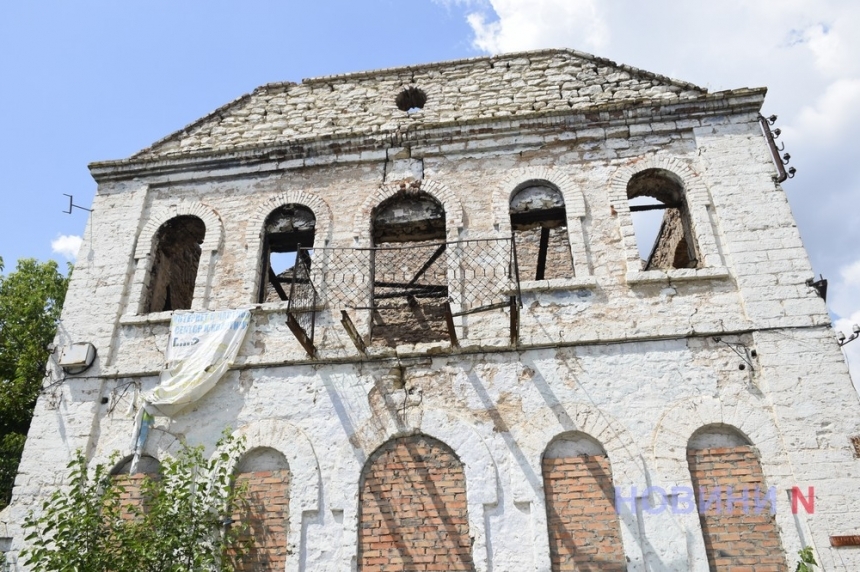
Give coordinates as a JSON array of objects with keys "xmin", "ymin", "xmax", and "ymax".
[{"xmin": 3, "ymin": 49, "xmax": 860, "ymax": 572}]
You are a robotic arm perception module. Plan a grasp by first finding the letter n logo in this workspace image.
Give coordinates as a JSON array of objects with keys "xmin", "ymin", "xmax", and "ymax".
[{"xmin": 791, "ymin": 486, "xmax": 814, "ymax": 514}]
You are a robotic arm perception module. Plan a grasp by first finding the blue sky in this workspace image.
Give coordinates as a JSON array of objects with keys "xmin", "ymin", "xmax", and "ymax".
[
  {"xmin": 0, "ymin": 1, "xmax": 475, "ymax": 267},
  {"xmin": 2, "ymin": 0, "xmax": 859, "ymax": 372}
]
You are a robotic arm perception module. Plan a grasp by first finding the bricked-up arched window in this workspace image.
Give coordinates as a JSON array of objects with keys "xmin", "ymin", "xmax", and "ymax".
[
  {"xmin": 359, "ymin": 435, "xmax": 475, "ymax": 572},
  {"xmin": 111, "ymin": 455, "xmax": 161, "ymax": 519},
  {"xmin": 627, "ymin": 168, "xmax": 698, "ymax": 270},
  {"xmin": 542, "ymin": 432, "xmax": 626, "ymax": 572},
  {"xmin": 370, "ymin": 189, "xmax": 448, "ymax": 346},
  {"xmin": 231, "ymin": 447, "xmax": 291, "ymax": 571},
  {"xmin": 145, "ymin": 215, "xmax": 206, "ymax": 312},
  {"xmin": 510, "ymin": 183, "xmax": 574, "ymax": 280},
  {"xmin": 259, "ymin": 204, "xmax": 316, "ymax": 303},
  {"xmin": 686, "ymin": 425, "xmax": 785, "ymax": 571}
]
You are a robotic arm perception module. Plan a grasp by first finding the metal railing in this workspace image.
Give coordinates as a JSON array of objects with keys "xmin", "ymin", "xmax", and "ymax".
[{"xmin": 284, "ymin": 237, "xmax": 520, "ymax": 356}]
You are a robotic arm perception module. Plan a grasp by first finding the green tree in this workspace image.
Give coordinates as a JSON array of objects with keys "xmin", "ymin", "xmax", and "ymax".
[
  {"xmin": 0, "ymin": 257, "xmax": 70, "ymax": 509},
  {"xmin": 22, "ymin": 433, "xmax": 251, "ymax": 572},
  {"xmin": 796, "ymin": 546, "xmax": 818, "ymax": 571},
  {"xmin": 21, "ymin": 450, "xmax": 126, "ymax": 571}
]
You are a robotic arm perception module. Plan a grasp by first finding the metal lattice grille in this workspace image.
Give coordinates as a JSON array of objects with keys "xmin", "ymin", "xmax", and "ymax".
[
  {"xmin": 285, "ymin": 238, "xmax": 519, "ymax": 355},
  {"xmin": 304, "ymin": 238, "xmax": 517, "ymax": 312},
  {"xmin": 285, "ymin": 254, "xmax": 318, "ymax": 356},
  {"xmin": 447, "ymin": 238, "xmax": 519, "ymax": 315},
  {"xmin": 371, "ymin": 241, "xmax": 449, "ymax": 309}
]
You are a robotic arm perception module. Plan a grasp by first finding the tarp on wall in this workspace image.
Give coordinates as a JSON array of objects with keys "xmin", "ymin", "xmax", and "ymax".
[{"xmin": 129, "ymin": 309, "xmax": 251, "ymax": 472}]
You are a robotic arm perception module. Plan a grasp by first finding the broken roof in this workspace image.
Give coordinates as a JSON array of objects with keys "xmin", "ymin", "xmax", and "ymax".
[{"xmin": 130, "ymin": 48, "xmax": 718, "ymax": 161}]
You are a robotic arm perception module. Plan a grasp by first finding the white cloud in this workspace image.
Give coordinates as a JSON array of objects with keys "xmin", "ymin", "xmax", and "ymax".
[
  {"xmin": 461, "ymin": 0, "xmax": 608, "ymax": 54},
  {"xmin": 51, "ymin": 234, "xmax": 82, "ymax": 260},
  {"xmin": 789, "ymin": 78, "xmax": 860, "ymax": 147},
  {"xmin": 441, "ymin": 0, "xmax": 860, "ymax": 387},
  {"xmin": 841, "ymin": 260, "xmax": 860, "ymax": 287},
  {"xmin": 835, "ymin": 312, "xmax": 860, "ymax": 394},
  {"xmin": 830, "ymin": 258, "xmax": 860, "ymax": 320}
]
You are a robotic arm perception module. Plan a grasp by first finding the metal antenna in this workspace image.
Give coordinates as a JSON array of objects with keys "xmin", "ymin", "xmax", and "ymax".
[{"xmin": 62, "ymin": 194, "xmax": 92, "ymax": 214}]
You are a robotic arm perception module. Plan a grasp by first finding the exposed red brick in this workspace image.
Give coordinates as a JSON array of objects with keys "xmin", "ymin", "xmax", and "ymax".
[
  {"xmin": 542, "ymin": 455, "xmax": 627, "ymax": 571},
  {"xmin": 687, "ymin": 446, "xmax": 786, "ymax": 571},
  {"xmin": 359, "ymin": 435, "xmax": 475, "ymax": 571},
  {"xmin": 113, "ymin": 473, "xmax": 158, "ymax": 520},
  {"xmin": 232, "ymin": 468, "xmax": 291, "ymax": 571}
]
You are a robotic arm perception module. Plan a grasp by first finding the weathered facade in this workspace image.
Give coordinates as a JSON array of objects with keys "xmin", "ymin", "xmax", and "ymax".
[{"xmin": 2, "ymin": 48, "xmax": 859, "ymax": 571}]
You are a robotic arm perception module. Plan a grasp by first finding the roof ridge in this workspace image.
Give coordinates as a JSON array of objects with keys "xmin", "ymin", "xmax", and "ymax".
[
  {"xmin": 287, "ymin": 47, "xmax": 706, "ymax": 92},
  {"xmin": 130, "ymin": 47, "xmax": 711, "ymax": 160}
]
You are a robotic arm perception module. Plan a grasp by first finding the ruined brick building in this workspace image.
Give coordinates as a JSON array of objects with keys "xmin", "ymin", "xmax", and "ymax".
[{"xmin": 2, "ymin": 48, "xmax": 860, "ymax": 571}]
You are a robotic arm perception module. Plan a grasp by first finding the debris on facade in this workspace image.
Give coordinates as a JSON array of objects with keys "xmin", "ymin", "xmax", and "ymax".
[{"xmin": 2, "ymin": 48, "xmax": 859, "ymax": 571}]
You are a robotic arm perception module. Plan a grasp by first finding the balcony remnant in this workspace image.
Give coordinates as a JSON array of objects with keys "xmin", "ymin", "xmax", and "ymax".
[{"xmin": 283, "ymin": 238, "xmax": 521, "ymax": 356}]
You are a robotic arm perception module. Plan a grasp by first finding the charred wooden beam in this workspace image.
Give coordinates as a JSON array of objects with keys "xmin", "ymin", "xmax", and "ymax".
[
  {"xmin": 535, "ymin": 226, "xmax": 550, "ymax": 280},
  {"xmin": 286, "ymin": 314, "xmax": 316, "ymax": 358},
  {"xmin": 268, "ymin": 266, "xmax": 289, "ymax": 301},
  {"xmin": 340, "ymin": 310, "xmax": 367, "ymax": 355},
  {"xmin": 444, "ymin": 302, "xmax": 460, "ymax": 348}
]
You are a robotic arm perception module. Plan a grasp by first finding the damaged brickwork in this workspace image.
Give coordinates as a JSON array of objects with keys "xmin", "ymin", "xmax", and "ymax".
[
  {"xmin": 4, "ymin": 48, "xmax": 860, "ymax": 572},
  {"xmin": 542, "ymin": 435, "xmax": 627, "ymax": 572}
]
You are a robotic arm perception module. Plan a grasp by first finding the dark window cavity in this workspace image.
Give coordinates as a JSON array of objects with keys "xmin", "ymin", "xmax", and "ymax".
[
  {"xmin": 627, "ymin": 169, "xmax": 698, "ymax": 270},
  {"xmin": 510, "ymin": 183, "xmax": 574, "ymax": 280},
  {"xmin": 370, "ymin": 188, "xmax": 448, "ymax": 347},
  {"xmin": 145, "ymin": 215, "xmax": 205, "ymax": 313},
  {"xmin": 260, "ymin": 204, "xmax": 316, "ymax": 303}
]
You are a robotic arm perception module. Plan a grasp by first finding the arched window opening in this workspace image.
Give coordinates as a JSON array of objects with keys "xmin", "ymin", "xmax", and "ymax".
[
  {"xmin": 627, "ymin": 169, "xmax": 698, "ymax": 270},
  {"xmin": 260, "ymin": 204, "xmax": 316, "ymax": 303},
  {"xmin": 370, "ymin": 189, "xmax": 448, "ymax": 347},
  {"xmin": 686, "ymin": 425, "xmax": 785, "ymax": 570},
  {"xmin": 111, "ymin": 455, "xmax": 161, "ymax": 520},
  {"xmin": 510, "ymin": 183, "xmax": 574, "ymax": 280},
  {"xmin": 111, "ymin": 455, "xmax": 161, "ymax": 476},
  {"xmin": 145, "ymin": 216, "xmax": 205, "ymax": 313},
  {"xmin": 542, "ymin": 432, "xmax": 626, "ymax": 571},
  {"xmin": 231, "ymin": 447, "xmax": 291, "ymax": 571},
  {"xmin": 373, "ymin": 190, "xmax": 445, "ymax": 244},
  {"xmin": 358, "ymin": 435, "xmax": 475, "ymax": 571}
]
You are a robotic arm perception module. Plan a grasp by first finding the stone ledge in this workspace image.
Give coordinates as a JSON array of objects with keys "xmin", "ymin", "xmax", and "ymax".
[
  {"xmin": 626, "ymin": 267, "xmax": 731, "ymax": 285},
  {"xmin": 518, "ymin": 276, "xmax": 598, "ymax": 292},
  {"xmin": 119, "ymin": 311, "xmax": 173, "ymax": 325}
]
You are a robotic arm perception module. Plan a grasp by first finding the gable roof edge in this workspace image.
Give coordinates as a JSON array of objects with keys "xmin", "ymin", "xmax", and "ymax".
[
  {"xmin": 129, "ymin": 85, "xmax": 295, "ymax": 159},
  {"xmin": 130, "ymin": 48, "xmax": 709, "ymax": 160},
  {"xmin": 291, "ymin": 48, "xmax": 706, "ymax": 92}
]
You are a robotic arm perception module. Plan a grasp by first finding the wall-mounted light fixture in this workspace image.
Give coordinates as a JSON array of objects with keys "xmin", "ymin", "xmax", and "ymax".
[
  {"xmin": 57, "ymin": 342, "xmax": 97, "ymax": 374},
  {"xmin": 838, "ymin": 324, "xmax": 860, "ymax": 347},
  {"xmin": 759, "ymin": 114, "xmax": 797, "ymax": 182}
]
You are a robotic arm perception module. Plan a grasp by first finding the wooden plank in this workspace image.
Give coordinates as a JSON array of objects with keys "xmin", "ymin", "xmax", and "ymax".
[
  {"xmin": 340, "ymin": 310, "xmax": 367, "ymax": 355},
  {"xmin": 407, "ymin": 243, "xmax": 446, "ymax": 286},
  {"xmin": 535, "ymin": 226, "xmax": 550, "ymax": 280},
  {"xmin": 509, "ymin": 296, "xmax": 519, "ymax": 347},
  {"xmin": 268, "ymin": 266, "xmax": 289, "ymax": 301},
  {"xmin": 444, "ymin": 302, "xmax": 460, "ymax": 349},
  {"xmin": 286, "ymin": 314, "xmax": 316, "ymax": 358}
]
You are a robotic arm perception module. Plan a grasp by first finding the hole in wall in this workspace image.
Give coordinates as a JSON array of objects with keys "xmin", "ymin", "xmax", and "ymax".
[{"xmin": 395, "ymin": 87, "xmax": 427, "ymax": 113}]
